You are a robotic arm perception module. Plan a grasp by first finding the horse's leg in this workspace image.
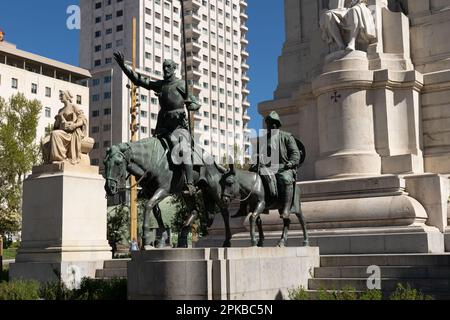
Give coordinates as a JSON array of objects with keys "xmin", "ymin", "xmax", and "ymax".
[
  {"xmin": 277, "ymin": 218, "xmax": 291, "ymax": 247},
  {"xmin": 153, "ymin": 205, "xmax": 168, "ymax": 248},
  {"xmin": 221, "ymin": 208, "xmax": 232, "ymax": 248},
  {"xmin": 142, "ymin": 188, "xmax": 169, "ymax": 250},
  {"xmin": 295, "ymin": 210, "xmax": 309, "ymax": 247},
  {"xmin": 256, "ymin": 216, "xmax": 264, "ymax": 247}
]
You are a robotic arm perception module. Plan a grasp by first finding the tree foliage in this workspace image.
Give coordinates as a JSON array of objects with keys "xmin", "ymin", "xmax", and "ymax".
[{"xmin": 0, "ymin": 93, "xmax": 42, "ymax": 235}]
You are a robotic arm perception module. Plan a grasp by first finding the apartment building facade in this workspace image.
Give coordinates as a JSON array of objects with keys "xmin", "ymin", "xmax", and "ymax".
[
  {"xmin": 80, "ymin": 0, "xmax": 250, "ymax": 167},
  {"xmin": 0, "ymin": 41, "xmax": 91, "ymax": 143}
]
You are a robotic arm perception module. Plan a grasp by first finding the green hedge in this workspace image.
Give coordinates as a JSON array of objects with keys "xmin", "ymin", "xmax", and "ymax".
[
  {"xmin": 289, "ymin": 284, "xmax": 433, "ymax": 300},
  {"xmin": 0, "ymin": 278, "xmax": 127, "ymax": 300}
]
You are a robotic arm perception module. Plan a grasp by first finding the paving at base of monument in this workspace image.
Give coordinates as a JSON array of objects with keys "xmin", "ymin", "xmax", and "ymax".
[{"xmin": 95, "ymin": 250, "xmax": 450, "ymax": 300}]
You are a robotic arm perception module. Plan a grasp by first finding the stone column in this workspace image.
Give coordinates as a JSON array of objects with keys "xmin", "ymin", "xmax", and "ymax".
[{"xmin": 312, "ymin": 51, "xmax": 381, "ymax": 179}]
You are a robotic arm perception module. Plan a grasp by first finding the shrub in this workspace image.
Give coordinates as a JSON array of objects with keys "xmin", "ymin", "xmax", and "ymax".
[
  {"xmin": 39, "ymin": 281, "xmax": 74, "ymax": 300},
  {"xmin": 360, "ymin": 289, "xmax": 383, "ymax": 300},
  {"xmin": 0, "ymin": 280, "xmax": 40, "ymax": 300},
  {"xmin": 74, "ymin": 278, "xmax": 127, "ymax": 300},
  {"xmin": 389, "ymin": 283, "xmax": 433, "ymax": 300},
  {"xmin": 288, "ymin": 286, "xmax": 310, "ymax": 300},
  {"xmin": 334, "ymin": 286, "xmax": 358, "ymax": 300}
]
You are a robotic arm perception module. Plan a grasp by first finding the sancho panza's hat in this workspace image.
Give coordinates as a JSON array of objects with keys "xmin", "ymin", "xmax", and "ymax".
[{"xmin": 265, "ymin": 111, "xmax": 282, "ymax": 128}]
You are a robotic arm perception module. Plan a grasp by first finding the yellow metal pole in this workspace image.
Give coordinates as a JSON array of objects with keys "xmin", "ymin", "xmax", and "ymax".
[{"xmin": 130, "ymin": 17, "xmax": 138, "ymax": 244}]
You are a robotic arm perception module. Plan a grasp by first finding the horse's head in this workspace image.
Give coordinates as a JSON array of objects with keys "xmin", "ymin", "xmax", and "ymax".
[
  {"xmin": 103, "ymin": 144, "xmax": 128, "ymax": 196},
  {"xmin": 219, "ymin": 162, "xmax": 240, "ymax": 207}
]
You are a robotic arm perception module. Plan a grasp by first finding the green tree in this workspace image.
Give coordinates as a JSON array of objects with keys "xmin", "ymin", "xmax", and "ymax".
[{"xmin": 0, "ymin": 93, "xmax": 42, "ymax": 237}]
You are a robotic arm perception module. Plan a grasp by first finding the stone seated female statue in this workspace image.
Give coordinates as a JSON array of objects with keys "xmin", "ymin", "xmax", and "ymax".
[{"xmin": 41, "ymin": 90, "xmax": 93, "ymax": 166}]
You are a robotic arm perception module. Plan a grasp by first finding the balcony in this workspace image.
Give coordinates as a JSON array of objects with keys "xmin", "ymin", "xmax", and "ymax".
[
  {"xmin": 243, "ymin": 113, "xmax": 251, "ymax": 121},
  {"xmin": 185, "ymin": 0, "xmax": 201, "ymax": 11},
  {"xmin": 240, "ymin": 0, "xmax": 247, "ymax": 8},
  {"xmin": 187, "ymin": 66, "xmax": 202, "ymax": 79},
  {"xmin": 241, "ymin": 49, "xmax": 249, "ymax": 58},
  {"xmin": 240, "ymin": 11, "xmax": 248, "ymax": 21},
  {"xmin": 185, "ymin": 10, "xmax": 201, "ymax": 24},
  {"xmin": 241, "ymin": 62, "xmax": 249, "ymax": 70},
  {"xmin": 185, "ymin": 25, "xmax": 201, "ymax": 38},
  {"xmin": 186, "ymin": 38, "xmax": 201, "ymax": 52},
  {"xmin": 242, "ymin": 73, "xmax": 250, "ymax": 83},
  {"xmin": 242, "ymin": 86, "xmax": 250, "ymax": 95},
  {"xmin": 240, "ymin": 24, "xmax": 248, "ymax": 33},
  {"xmin": 186, "ymin": 52, "xmax": 201, "ymax": 65},
  {"xmin": 240, "ymin": 37, "xmax": 249, "ymax": 46},
  {"xmin": 242, "ymin": 100, "xmax": 250, "ymax": 107},
  {"xmin": 194, "ymin": 112, "xmax": 202, "ymax": 120}
]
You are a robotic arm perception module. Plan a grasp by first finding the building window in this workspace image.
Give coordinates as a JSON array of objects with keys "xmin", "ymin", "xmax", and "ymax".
[
  {"xmin": 92, "ymin": 126, "xmax": 100, "ymax": 134},
  {"xmin": 141, "ymin": 126, "xmax": 148, "ymax": 134},
  {"xmin": 104, "ymin": 76, "xmax": 112, "ymax": 83},
  {"xmin": 95, "ymin": 45, "xmax": 101, "ymax": 52},
  {"xmin": 92, "ymin": 110, "xmax": 100, "ymax": 117},
  {"xmin": 95, "ymin": 17, "xmax": 101, "ymax": 23},
  {"xmin": 31, "ymin": 83, "xmax": 37, "ymax": 94},
  {"xmin": 45, "ymin": 107, "xmax": 51, "ymax": 118},
  {"xmin": 95, "ymin": 2, "xmax": 102, "ymax": 9},
  {"xmin": 116, "ymin": 10, "xmax": 123, "ymax": 17},
  {"xmin": 92, "ymin": 79, "xmax": 100, "ymax": 86},
  {"xmin": 104, "ymin": 92, "xmax": 111, "ymax": 99},
  {"xmin": 77, "ymin": 95, "xmax": 82, "ymax": 105},
  {"xmin": 11, "ymin": 78, "xmax": 18, "ymax": 89},
  {"xmin": 103, "ymin": 124, "xmax": 111, "ymax": 132},
  {"xmin": 105, "ymin": 57, "xmax": 112, "ymax": 64},
  {"xmin": 104, "ymin": 108, "xmax": 111, "ymax": 115},
  {"xmin": 116, "ymin": 25, "xmax": 123, "ymax": 32},
  {"xmin": 95, "ymin": 31, "xmax": 101, "ymax": 38},
  {"xmin": 103, "ymin": 140, "xmax": 111, "ymax": 148},
  {"xmin": 92, "ymin": 94, "xmax": 100, "ymax": 102},
  {"xmin": 94, "ymin": 59, "xmax": 101, "ymax": 67},
  {"xmin": 106, "ymin": 14, "xmax": 112, "ymax": 21},
  {"xmin": 45, "ymin": 87, "xmax": 51, "ymax": 97}
]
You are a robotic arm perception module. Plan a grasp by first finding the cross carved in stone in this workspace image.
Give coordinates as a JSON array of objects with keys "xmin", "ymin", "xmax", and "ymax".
[{"xmin": 331, "ymin": 90, "xmax": 341, "ymax": 103}]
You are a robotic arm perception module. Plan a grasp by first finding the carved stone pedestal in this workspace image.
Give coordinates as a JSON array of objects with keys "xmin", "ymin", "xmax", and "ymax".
[
  {"xmin": 128, "ymin": 247, "xmax": 320, "ymax": 300},
  {"xmin": 9, "ymin": 163, "xmax": 112, "ymax": 288}
]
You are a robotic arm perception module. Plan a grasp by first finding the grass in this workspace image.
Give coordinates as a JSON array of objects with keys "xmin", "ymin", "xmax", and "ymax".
[{"xmin": 2, "ymin": 248, "xmax": 17, "ymax": 260}]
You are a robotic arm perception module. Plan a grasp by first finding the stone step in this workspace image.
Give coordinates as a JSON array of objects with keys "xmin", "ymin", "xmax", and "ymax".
[
  {"xmin": 314, "ymin": 266, "xmax": 450, "ymax": 279},
  {"xmin": 320, "ymin": 254, "xmax": 450, "ymax": 267},
  {"xmin": 308, "ymin": 278, "xmax": 450, "ymax": 293},
  {"xmin": 103, "ymin": 259, "xmax": 130, "ymax": 269},
  {"xmin": 95, "ymin": 268, "xmax": 127, "ymax": 279}
]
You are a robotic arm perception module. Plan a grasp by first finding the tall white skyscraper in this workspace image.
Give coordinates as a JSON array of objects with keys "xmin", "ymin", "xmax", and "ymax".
[{"xmin": 80, "ymin": 0, "xmax": 250, "ymax": 168}]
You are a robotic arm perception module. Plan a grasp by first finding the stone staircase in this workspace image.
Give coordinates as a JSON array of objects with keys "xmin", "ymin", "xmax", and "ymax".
[
  {"xmin": 309, "ymin": 254, "xmax": 450, "ymax": 299},
  {"xmin": 95, "ymin": 259, "xmax": 130, "ymax": 279}
]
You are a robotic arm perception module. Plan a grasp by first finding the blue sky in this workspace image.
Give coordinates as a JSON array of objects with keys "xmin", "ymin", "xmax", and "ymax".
[{"xmin": 0, "ymin": 0, "xmax": 285, "ymax": 131}]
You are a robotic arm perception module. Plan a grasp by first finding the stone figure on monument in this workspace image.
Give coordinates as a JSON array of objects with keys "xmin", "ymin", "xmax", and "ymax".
[
  {"xmin": 113, "ymin": 52, "xmax": 200, "ymax": 196},
  {"xmin": 41, "ymin": 90, "xmax": 90, "ymax": 165},
  {"xmin": 320, "ymin": 0, "xmax": 376, "ymax": 52}
]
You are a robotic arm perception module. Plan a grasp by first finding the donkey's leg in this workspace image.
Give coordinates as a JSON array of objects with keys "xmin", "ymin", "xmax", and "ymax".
[
  {"xmin": 295, "ymin": 210, "xmax": 309, "ymax": 247},
  {"xmin": 250, "ymin": 200, "xmax": 265, "ymax": 247},
  {"xmin": 256, "ymin": 217, "xmax": 264, "ymax": 247},
  {"xmin": 178, "ymin": 209, "xmax": 198, "ymax": 248},
  {"xmin": 277, "ymin": 218, "xmax": 291, "ymax": 247},
  {"xmin": 153, "ymin": 205, "xmax": 168, "ymax": 248},
  {"xmin": 142, "ymin": 188, "xmax": 169, "ymax": 250},
  {"xmin": 221, "ymin": 208, "xmax": 232, "ymax": 248}
]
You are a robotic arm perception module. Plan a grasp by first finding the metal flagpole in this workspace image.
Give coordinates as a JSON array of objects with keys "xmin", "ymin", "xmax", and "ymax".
[
  {"xmin": 180, "ymin": 0, "xmax": 194, "ymax": 148},
  {"xmin": 129, "ymin": 17, "xmax": 138, "ymax": 244}
]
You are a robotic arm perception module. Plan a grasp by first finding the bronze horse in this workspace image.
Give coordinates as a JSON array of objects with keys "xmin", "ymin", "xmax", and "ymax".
[{"xmin": 103, "ymin": 137, "xmax": 233, "ymax": 248}]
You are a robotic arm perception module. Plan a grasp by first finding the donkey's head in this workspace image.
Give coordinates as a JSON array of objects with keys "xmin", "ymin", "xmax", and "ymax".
[
  {"xmin": 219, "ymin": 160, "xmax": 240, "ymax": 207},
  {"xmin": 103, "ymin": 144, "xmax": 128, "ymax": 196}
]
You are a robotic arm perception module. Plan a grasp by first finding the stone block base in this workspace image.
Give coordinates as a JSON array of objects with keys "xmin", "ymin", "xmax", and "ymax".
[
  {"xmin": 9, "ymin": 164, "xmax": 112, "ymax": 287},
  {"xmin": 9, "ymin": 260, "xmax": 106, "ymax": 289},
  {"xmin": 227, "ymin": 226, "xmax": 444, "ymax": 255},
  {"xmin": 128, "ymin": 247, "xmax": 320, "ymax": 300}
]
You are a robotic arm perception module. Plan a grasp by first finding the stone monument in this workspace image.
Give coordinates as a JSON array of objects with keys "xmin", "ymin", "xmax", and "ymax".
[
  {"xmin": 199, "ymin": 0, "xmax": 450, "ymax": 254},
  {"xmin": 9, "ymin": 90, "xmax": 111, "ymax": 288}
]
